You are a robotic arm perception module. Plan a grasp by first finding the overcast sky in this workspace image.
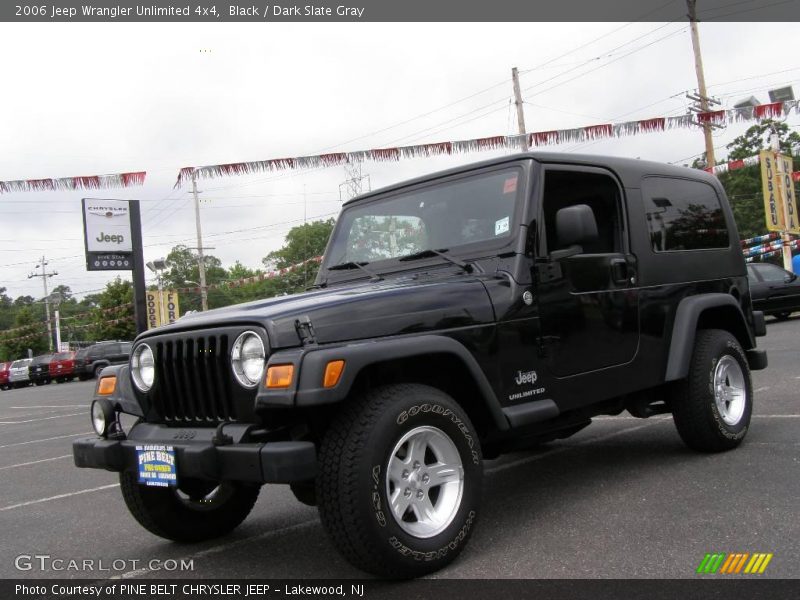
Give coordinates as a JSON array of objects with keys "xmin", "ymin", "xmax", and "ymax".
[{"xmin": 1, "ymin": 19, "xmax": 798, "ymax": 301}]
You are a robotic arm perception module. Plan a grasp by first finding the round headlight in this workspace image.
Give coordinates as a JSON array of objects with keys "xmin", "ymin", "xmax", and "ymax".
[
  {"xmin": 91, "ymin": 399, "xmax": 114, "ymax": 437},
  {"xmin": 131, "ymin": 344, "xmax": 155, "ymax": 392},
  {"xmin": 232, "ymin": 332, "xmax": 266, "ymax": 388}
]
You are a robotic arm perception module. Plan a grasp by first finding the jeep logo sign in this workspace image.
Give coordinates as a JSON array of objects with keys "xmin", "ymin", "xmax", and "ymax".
[
  {"xmin": 96, "ymin": 232, "xmax": 125, "ymax": 244},
  {"xmin": 83, "ymin": 199, "xmax": 133, "ymax": 252}
]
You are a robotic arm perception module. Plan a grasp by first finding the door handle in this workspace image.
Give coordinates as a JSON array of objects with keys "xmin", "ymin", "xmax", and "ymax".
[{"xmin": 610, "ymin": 258, "xmax": 628, "ymax": 284}]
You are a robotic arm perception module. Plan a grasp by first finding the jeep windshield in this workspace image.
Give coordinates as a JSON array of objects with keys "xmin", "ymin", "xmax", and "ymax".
[{"xmin": 322, "ymin": 167, "xmax": 522, "ymax": 278}]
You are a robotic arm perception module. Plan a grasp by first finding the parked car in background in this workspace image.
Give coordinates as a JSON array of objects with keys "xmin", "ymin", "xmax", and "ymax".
[
  {"xmin": 50, "ymin": 351, "xmax": 77, "ymax": 383},
  {"xmin": 75, "ymin": 341, "xmax": 132, "ymax": 380},
  {"xmin": 29, "ymin": 354, "xmax": 54, "ymax": 385},
  {"xmin": 9, "ymin": 358, "xmax": 33, "ymax": 388},
  {"xmin": 747, "ymin": 263, "xmax": 800, "ymax": 321},
  {"xmin": 0, "ymin": 361, "xmax": 11, "ymax": 390}
]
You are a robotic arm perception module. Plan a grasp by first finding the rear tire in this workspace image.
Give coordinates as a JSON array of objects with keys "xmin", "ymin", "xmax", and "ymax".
[
  {"xmin": 671, "ymin": 329, "xmax": 752, "ymax": 452},
  {"xmin": 93, "ymin": 365, "xmax": 105, "ymax": 379},
  {"xmin": 317, "ymin": 383, "xmax": 482, "ymax": 578},
  {"xmin": 119, "ymin": 471, "xmax": 260, "ymax": 542}
]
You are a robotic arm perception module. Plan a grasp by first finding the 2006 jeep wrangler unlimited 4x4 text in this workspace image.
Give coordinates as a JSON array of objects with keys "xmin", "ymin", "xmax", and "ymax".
[{"xmin": 73, "ymin": 153, "xmax": 768, "ymax": 578}]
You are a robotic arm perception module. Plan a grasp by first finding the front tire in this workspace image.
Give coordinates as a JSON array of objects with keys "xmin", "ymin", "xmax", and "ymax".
[
  {"xmin": 671, "ymin": 329, "xmax": 752, "ymax": 452},
  {"xmin": 317, "ymin": 384, "xmax": 482, "ymax": 578},
  {"xmin": 120, "ymin": 472, "xmax": 260, "ymax": 542}
]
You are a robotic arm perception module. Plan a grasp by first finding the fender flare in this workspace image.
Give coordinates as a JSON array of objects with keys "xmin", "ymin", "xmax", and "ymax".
[
  {"xmin": 664, "ymin": 293, "xmax": 753, "ymax": 382},
  {"xmin": 291, "ymin": 335, "xmax": 510, "ymax": 431},
  {"xmin": 92, "ymin": 364, "xmax": 144, "ymax": 417}
]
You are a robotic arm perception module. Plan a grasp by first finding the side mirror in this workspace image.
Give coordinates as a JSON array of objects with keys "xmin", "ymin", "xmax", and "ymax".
[
  {"xmin": 551, "ymin": 204, "xmax": 598, "ymax": 260},
  {"xmin": 785, "ymin": 273, "xmax": 797, "ymax": 283}
]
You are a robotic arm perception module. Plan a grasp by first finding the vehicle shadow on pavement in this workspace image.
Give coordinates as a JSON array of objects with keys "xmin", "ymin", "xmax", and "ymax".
[{"xmin": 144, "ymin": 420, "xmax": 720, "ymax": 579}]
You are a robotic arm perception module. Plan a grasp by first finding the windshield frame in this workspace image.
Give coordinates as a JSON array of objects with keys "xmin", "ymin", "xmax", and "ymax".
[{"xmin": 319, "ymin": 161, "xmax": 528, "ymax": 283}]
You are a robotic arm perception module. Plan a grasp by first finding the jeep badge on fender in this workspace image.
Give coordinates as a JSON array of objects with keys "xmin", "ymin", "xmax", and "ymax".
[{"xmin": 72, "ymin": 152, "xmax": 767, "ymax": 578}]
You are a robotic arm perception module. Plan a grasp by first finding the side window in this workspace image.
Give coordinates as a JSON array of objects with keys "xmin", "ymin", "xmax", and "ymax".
[
  {"xmin": 642, "ymin": 177, "xmax": 729, "ymax": 251},
  {"xmin": 107, "ymin": 344, "xmax": 122, "ymax": 355},
  {"xmin": 120, "ymin": 343, "xmax": 132, "ymax": 354},
  {"xmin": 542, "ymin": 170, "xmax": 623, "ymax": 254},
  {"xmin": 755, "ymin": 264, "xmax": 788, "ymax": 282}
]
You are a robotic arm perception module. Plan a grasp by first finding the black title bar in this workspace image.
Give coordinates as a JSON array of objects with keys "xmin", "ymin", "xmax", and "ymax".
[{"xmin": 4, "ymin": 0, "xmax": 799, "ymax": 22}]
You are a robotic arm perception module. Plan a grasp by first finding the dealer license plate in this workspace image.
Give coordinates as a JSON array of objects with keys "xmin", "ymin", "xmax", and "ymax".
[{"xmin": 135, "ymin": 445, "xmax": 177, "ymax": 487}]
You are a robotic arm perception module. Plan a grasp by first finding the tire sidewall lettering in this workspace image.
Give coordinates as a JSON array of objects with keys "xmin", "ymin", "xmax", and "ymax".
[
  {"xmin": 364, "ymin": 394, "xmax": 481, "ymax": 565},
  {"xmin": 396, "ymin": 403, "xmax": 479, "ymax": 466}
]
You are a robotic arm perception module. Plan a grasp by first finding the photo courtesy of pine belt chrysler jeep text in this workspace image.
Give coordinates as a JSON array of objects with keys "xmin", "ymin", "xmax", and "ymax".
[{"xmin": 72, "ymin": 153, "xmax": 768, "ymax": 578}]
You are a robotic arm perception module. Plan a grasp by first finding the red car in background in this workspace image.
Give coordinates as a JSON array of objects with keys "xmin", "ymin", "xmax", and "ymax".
[
  {"xmin": 0, "ymin": 361, "xmax": 10, "ymax": 390},
  {"xmin": 49, "ymin": 351, "xmax": 77, "ymax": 383}
]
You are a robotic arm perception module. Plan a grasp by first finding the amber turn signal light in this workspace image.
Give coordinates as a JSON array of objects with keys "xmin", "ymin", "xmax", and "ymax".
[
  {"xmin": 323, "ymin": 360, "xmax": 345, "ymax": 388},
  {"xmin": 97, "ymin": 376, "xmax": 117, "ymax": 396},
  {"xmin": 266, "ymin": 364, "xmax": 294, "ymax": 388}
]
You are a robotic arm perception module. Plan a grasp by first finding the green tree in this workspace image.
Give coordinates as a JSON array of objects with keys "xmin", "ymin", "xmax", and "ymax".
[
  {"xmin": 262, "ymin": 218, "xmax": 335, "ymax": 294},
  {"xmin": 0, "ymin": 306, "xmax": 48, "ymax": 360},
  {"xmin": 726, "ymin": 120, "xmax": 800, "ymax": 161},
  {"xmin": 0, "ymin": 287, "xmax": 13, "ymax": 331},
  {"xmin": 89, "ymin": 278, "xmax": 136, "ymax": 341},
  {"xmin": 161, "ymin": 245, "xmax": 228, "ymax": 312}
]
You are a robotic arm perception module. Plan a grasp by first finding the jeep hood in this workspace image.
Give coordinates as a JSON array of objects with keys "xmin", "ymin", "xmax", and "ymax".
[{"xmin": 139, "ymin": 274, "xmax": 494, "ymax": 348}]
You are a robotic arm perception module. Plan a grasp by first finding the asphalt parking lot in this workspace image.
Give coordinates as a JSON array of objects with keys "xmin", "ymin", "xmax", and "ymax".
[{"xmin": 0, "ymin": 318, "xmax": 798, "ymax": 581}]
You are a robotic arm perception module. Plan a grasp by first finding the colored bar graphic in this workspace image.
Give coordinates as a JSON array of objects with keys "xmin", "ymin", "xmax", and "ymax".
[
  {"xmin": 697, "ymin": 553, "xmax": 727, "ymax": 574},
  {"xmin": 734, "ymin": 553, "xmax": 750, "ymax": 574},
  {"xmin": 698, "ymin": 552, "xmax": 772, "ymax": 575}
]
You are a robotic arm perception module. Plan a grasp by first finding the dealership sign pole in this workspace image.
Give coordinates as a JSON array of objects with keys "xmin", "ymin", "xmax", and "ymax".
[{"xmin": 81, "ymin": 199, "xmax": 148, "ymax": 334}]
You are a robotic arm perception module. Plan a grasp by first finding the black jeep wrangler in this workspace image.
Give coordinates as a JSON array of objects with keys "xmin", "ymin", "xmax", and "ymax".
[{"xmin": 73, "ymin": 153, "xmax": 767, "ymax": 578}]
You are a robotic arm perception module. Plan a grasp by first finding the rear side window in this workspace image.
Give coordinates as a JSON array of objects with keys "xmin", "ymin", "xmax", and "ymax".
[
  {"xmin": 642, "ymin": 177, "xmax": 729, "ymax": 251},
  {"xmin": 120, "ymin": 343, "xmax": 132, "ymax": 354}
]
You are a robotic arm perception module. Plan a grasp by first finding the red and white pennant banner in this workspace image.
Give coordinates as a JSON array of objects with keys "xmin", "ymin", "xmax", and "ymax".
[
  {"xmin": 174, "ymin": 101, "xmax": 800, "ymax": 188},
  {"xmin": 0, "ymin": 171, "xmax": 146, "ymax": 195}
]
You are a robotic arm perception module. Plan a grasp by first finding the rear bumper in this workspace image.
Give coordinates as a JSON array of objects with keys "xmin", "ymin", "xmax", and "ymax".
[{"xmin": 72, "ymin": 433, "xmax": 316, "ymax": 484}]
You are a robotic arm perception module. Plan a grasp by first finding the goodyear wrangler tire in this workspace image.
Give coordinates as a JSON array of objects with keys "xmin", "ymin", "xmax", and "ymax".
[
  {"xmin": 119, "ymin": 471, "xmax": 260, "ymax": 543},
  {"xmin": 317, "ymin": 384, "xmax": 482, "ymax": 578},
  {"xmin": 671, "ymin": 329, "xmax": 753, "ymax": 453}
]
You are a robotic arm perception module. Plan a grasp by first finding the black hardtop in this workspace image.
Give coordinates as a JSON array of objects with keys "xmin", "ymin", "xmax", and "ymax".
[{"xmin": 342, "ymin": 152, "xmax": 717, "ymax": 207}]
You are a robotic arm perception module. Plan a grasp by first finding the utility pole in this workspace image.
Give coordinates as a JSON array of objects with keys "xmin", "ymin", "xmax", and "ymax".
[
  {"xmin": 28, "ymin": 256, "xmax": 57, "ymax": 352},
  {"xmin": 687, "ymin": 0, "xmax": 716, "ymax": 168},
  {"xmin": 191, "ymin": 172, "xmax": 209, "ymax": 311},
  {"xmin": 511, "ymin": 67, "xmax": 529, "ymax": 151}
]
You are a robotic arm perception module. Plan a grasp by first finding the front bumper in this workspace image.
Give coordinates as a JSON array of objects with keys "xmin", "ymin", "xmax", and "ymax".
[{"xmin": 73, "ymin": 425, "xmax": 317, "ymax": 484}]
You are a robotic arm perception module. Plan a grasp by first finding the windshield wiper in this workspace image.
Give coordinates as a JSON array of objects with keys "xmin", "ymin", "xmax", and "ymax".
[
  {"xmin": 398, "ymin": 248, "xmax": 474, "ymax": 273},
  {"xmin": 326, "ymin": 261, "xmax": 383, "ymax": 281}
]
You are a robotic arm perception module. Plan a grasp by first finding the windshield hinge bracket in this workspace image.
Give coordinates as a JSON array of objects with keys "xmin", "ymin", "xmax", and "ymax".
[{"xmin": 295, "ymin": 316, "xmax": 318, "ymax": 346}]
